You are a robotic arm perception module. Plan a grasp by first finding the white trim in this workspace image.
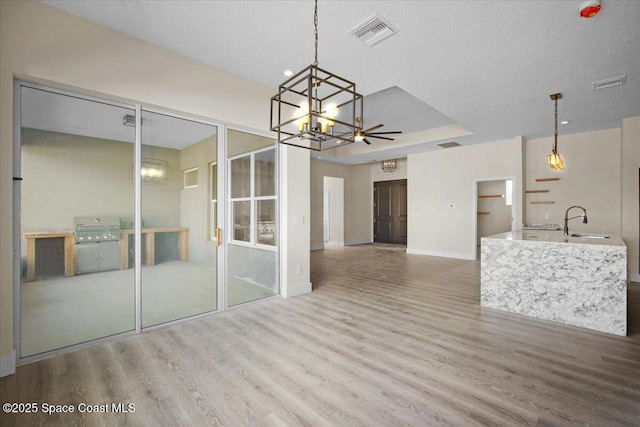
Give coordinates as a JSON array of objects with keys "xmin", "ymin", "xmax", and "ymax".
[
  {"xmin": 218, "ymin": 124, "xmax": 228, "ymax": 310},
  {"xmin": 345, "ymin": 239, "xmax": 373, "ymax": 246},
  {"xmin": 227, "ymin": 144, "xmax": 275, "ymax": 161},
  {"xmin": 227, "ymin": 240, "xmax": 277, "ymax": 252},
  {"xmin": 311, "ymin": 244, "xmax": 325, "ymax": 251},
  {"xmin": 282, "ymin": 281, "xmax": 312, "ymax": 298},
  {"xmin": 327, "ymin": 240, "xmax": 345, "ymax": 246},
  {"xmin": 12, "ymin": 80, "xmax": 22, "ymax": 369},
  {"xmin": 134, "ymin": 105, "xmax": 142, "ymax": 334},
  {"xmin": 630, "ymin": 272, "xmax": 640, "ymax": 283},
  {"xmin": 0, "ymin": 350, "xmax": 16, "ymax": 377},
  {"xmin": 406, "ymin": 248, "xmax": 476, "ymax": 260}
]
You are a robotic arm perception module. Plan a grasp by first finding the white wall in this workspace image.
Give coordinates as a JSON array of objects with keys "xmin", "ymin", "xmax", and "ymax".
[
  {"xmin": 310, "ymin": 160, "xmax": 373, "ymax": 250},
  {"xmin": 525, "ymin": 128, "xmax": 621, "ymax": 235},
  {"xmin": 280, "ymin": 145, "xmax": 311, "ymax": 297},
  {"xmin": 0, "ymin": 0, "xmax": 281, "ymax": 371},
  {"xmin": 407, "ymin": 137, "xmax": 524, "ymax": 260},
  {"xmin": 621, "ymin": 116, "xmax": 640, "ymax": 279}
]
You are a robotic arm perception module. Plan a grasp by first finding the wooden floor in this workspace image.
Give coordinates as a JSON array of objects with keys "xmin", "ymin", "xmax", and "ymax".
[{"xmin": 2, "ymin": 244, "xmax": 639, "ymax": 426}]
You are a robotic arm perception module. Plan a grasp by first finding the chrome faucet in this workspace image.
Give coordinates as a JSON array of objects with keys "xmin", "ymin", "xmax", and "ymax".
[{"xmin": 564, "ymin": 205, "xmax": 588, "ymax": 235}]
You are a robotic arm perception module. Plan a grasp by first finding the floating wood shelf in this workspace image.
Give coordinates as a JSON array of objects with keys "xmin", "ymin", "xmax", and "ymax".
[
  {"xmin": 477, "ymin": 212, "xmax": 490, "ymax": 215},
  {"xmin": 478, "ymin": 194, "xmax": 503, "ymax": 198},
  {"xmin": 530, "ymin": 201, "xmax": 554, "ymax": 204},
  {"xmin": 535, "ymin": 178, "xmax": 560, "ymax": 182},
  {"xmin": 526, "ymin": 190, "xmax": 549, "ymax": 194}
]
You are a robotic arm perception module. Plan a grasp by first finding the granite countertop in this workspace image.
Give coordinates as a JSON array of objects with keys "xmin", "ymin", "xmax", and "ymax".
[{"xmin": 483, "ymin": 230, "xmax": 626, "ymax": 247}]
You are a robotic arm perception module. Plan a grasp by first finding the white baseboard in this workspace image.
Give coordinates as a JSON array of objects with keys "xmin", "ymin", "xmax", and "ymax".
[
  {"xmin": 0, "ymin": 350, "xmax": 16, "ymax": 377},
  {"xmin": 406, "ymin": 248, "xmax": 476, "ymax": 260},
  {"xmin": 630, "ymin": 272, "xmax": 640, "ymax": 283},
  {"xmin": 327, "ymin": 240, "xmax": 345, "ymax": 247},
  {"xmin": 282, "ymin": 281, "xmax": 312, "ymax": 298},
  {"xmin": 345, "ymin": 239, "xmax": 373, "ymax": 246},
  {"xmin": 311, "ymin": 244, "xmax": 325, "ymax": 251}
]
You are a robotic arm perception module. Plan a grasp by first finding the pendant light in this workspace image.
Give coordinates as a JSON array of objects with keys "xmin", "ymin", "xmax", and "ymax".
[
  {"xmin": 270, "ymin": 0, "xmax": 364, "ymax": 151},
  {"xmin": 547, "ymin": 93, "xmax": 564, "ymax": 171}
]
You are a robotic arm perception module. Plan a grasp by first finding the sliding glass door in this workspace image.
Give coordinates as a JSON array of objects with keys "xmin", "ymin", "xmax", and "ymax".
[
  {"xmin": 140, "ymin": 110, "xmax": 219, "ymax": 327},
  {"xmin": 16, "ymin": 82, "xmax": 279, "ymax": 361},
  {"xmin": 19, "ymin": 85, "xmax": 136, "ymax": 357}
]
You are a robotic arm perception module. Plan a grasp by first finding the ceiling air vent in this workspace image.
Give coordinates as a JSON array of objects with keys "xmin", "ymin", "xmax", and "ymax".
[
  {"xmin": 437, "ymin": 142, "xmax": 461, "ymax": 149},
  {"xmin": 593, "ymin": 75, "xmax": 626, "ymax": 90},
  {"xmin": 349, "ymin": 14, "xmax": 396, "ymax": 46}
]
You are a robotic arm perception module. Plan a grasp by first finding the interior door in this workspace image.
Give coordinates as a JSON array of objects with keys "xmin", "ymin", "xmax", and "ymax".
[{"xmin": 374, "ymin": 179, "xmax": 407, "ymax": 244}]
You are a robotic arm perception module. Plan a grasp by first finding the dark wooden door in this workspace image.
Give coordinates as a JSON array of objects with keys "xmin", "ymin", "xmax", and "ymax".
[{"xmin": 374, "ymin": 179, "xmax": 407, "ymax": 244}]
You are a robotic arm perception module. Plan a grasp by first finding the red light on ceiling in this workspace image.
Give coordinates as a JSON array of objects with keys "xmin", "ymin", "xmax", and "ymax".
[{"xmin": 579, "ymin": 1, "xmax": 601, "ymax": 18}]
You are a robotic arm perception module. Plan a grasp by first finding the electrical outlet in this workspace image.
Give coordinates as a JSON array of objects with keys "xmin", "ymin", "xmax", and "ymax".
[
  {"xmin": 544, "ymin": 213, "xmax": 550, "ymax": 220},
  {"xmin": 296, "ymin": 265, "xmax": 302, "ymax": 274}
]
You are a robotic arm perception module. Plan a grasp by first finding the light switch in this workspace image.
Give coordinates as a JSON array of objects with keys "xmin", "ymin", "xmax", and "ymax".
[{"xmin": 294, "ymin": 215, "xmax": 305, "ymax": 225}]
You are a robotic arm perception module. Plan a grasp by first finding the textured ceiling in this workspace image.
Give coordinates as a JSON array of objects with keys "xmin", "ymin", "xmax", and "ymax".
[{"xmin": 40, "ymin": 0, "xmax": 640, "ymax": 164}]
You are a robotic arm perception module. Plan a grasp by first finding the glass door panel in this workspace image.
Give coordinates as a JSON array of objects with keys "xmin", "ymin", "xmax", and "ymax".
[
  {"xmin": 19, "ymin": 86, "xmax": 135, "ymax": 357},
  {"xmin": 140, "ymin": 110, "xmax": 218, "ymax": 327},
  {"xmin": 226, "ymin": 129, "xmax": 278, "ymax": 307}
]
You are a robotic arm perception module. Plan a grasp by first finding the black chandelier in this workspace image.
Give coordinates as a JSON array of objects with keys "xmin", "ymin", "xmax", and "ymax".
[{"xmin": 270, "ymin": 0, "xmax": 364, "ymax": 151}]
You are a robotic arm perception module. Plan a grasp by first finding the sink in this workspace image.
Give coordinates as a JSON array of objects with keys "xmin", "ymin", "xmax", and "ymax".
[{"xmin": 570, "ymin": 233, "xmax": 610, "ymax": 239}]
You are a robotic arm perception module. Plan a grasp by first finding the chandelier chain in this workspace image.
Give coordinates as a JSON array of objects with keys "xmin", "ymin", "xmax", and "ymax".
[{"xmin": 313, "ymin": 0, "xmax": 318, "ymax": 66}]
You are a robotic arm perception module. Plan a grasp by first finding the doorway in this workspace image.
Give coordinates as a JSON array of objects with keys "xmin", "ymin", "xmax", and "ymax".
[
  {"xmin": 373, "ymin": 179, "xmax": 407, "ymax": 244},
  {"xmin": 323, "ymin": 176, "xmax": 344, "ymax": 246},
  {"xmin": 475, "ymin": 179, "xmax": 515, "ymax": 245}
]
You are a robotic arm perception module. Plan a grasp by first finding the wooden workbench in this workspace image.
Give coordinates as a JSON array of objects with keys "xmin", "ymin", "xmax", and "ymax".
[
  {"xmin": 120, "ymin": 227, "xmax": 189, "ymax": 269},
  {"xmin": 23, "ymin": 231, "xmax": 75, "ymax": 282}
]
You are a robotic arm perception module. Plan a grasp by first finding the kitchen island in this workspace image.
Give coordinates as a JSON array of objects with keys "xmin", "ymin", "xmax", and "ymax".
[{"xmin": 481, "ymin": 230, "xmax": 627, "ymax": 336}]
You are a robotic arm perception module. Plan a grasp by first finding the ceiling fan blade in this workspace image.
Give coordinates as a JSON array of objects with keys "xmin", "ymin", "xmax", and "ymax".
[
  {"xmin": 366, "ymin": 135, "xmax": 395, "ymax": 141},
  {"xmin": 362, "ymin": 124, "xmax": 384, "ymax": 133},
  {"xmin": 366, "ymin": 131, "xmax": 403, "ymax": 135},
  {"xmin": 363, "ymin": 137, "xmax": 372, "ymax": 145}
]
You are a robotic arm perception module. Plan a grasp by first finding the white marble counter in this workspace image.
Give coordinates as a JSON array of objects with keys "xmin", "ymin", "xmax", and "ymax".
[
  {"xmin": 481, "ymin": 230, "xmax": 627, "ymax": 336},
  {"xmin": 487, "ymin": 230, "xmax": 626, "ymax": 246}
]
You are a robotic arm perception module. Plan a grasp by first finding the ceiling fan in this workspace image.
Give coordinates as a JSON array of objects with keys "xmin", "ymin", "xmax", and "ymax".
[{"xmin": 354, "ymin": 124, "xmax": 402, "ymax": 145}]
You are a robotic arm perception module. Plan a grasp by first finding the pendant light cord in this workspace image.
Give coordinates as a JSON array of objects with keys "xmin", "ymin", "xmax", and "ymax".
[
  {"xmin": 313, "ymin": 0, "xmax": 319, "ymax": 66},
  {"xmin": 553, "ymin": 96, "xmax": 558, "ymax": 153}
]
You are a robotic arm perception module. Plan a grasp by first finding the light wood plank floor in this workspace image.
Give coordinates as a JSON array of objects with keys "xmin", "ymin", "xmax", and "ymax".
[{"xmin": 1, "ymin": 244, "xmax": 639, "ymax": 426}]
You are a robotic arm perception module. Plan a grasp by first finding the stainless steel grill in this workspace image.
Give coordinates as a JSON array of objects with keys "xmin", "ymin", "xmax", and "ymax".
[{"xmin": 74, "ymin": 216, "xmax": 121, "ymax": 274}]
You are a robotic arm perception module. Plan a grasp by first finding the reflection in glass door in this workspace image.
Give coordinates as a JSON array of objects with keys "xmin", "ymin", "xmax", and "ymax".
[
  {"xmin": 226, "ymin": 129, "xmax": 278, "ymax": 306},
  {"xmin": 16, "ymin": 84, "xmax": 277, "ymax": 360},
  {"xmin": 140, "ymin": 110, "xmax": 218, "ymax": 327},
  {"xmin": 19, "ymin": 85, "xmax": 136, "ymax": 357}
]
